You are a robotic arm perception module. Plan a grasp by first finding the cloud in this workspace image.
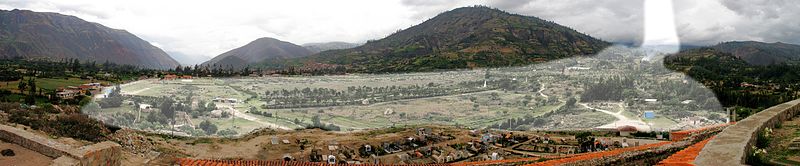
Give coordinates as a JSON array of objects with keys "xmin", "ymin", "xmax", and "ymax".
[
  {"xmin": 674, "ymin": 0, "xmax": 800, "ymax": 45},
  {"xmin": 492, "ymin": 0, "xmax": 645, "ymax": 45},
  {"xmin": 1, "ymin": 0, "xmax": 798, "ymax": 64}
]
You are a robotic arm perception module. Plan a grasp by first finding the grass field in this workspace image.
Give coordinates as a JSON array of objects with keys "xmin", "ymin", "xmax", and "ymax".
[{"xmin": 0, "ymin": 77, "xmax": 97, "ymax": 92}]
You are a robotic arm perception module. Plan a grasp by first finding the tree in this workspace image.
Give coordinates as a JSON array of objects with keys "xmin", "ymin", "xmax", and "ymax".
[
  {"xmin": 522, "ymin": 95, "xmax": 532, "ymax": 106},
  {"xmin": 160, "ymin": 98, "xmax": 175, "ymax": 126},
  {"xmin": 199, "ymin": 120, "xmax": 218, "ymax": 135},
  {"xmin": 197, "ymin": 101, "xmax": 207, "ymax": 112},
  {"xmin": 206, "ymin": 102, "xmax": 217, "ymax": 112},
  {"xmin": 17, "ymin": 81, "xmax": 26, "ymax": 93},
  {"xmin": 565, "ymin": 97, "xmax": 577, "ymax": 108},
  {"xmin": 311, "ymin": 115, "xmax": 322, "ymax": 127},
  {"xmin": 146, "ymin": 112, "xmax": 168, "ymax": 124}
]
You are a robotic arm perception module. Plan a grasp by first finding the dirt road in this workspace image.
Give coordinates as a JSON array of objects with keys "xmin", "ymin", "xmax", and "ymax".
[{"xmin": 579, "ymin": 103, "xmax": 651, "ymax": 131}]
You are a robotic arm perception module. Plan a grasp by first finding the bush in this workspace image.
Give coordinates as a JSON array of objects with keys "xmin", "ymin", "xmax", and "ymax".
[
  {"xmin": 218, "ymin": 128, "xmax": 238, "ymax": 136},
  {"xmin": 199, "ymin": 120, "xmax": 218, "ymax": 135},
  {"xmin": 97, "ymin": 96, "xmax": 123, "ymax": 108},
  {"xmin": 47, "ymin": 114, "xmax": 110, "ymax": 142},
  {"xmin": 755, "ymin": 129, "xmax": 771, "ymax": 149},
  {"xmin": 7, "ymin": 107, "xmax": 110, "ymax": 142}
]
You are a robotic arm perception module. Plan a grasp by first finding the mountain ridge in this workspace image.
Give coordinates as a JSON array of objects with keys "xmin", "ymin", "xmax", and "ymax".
[
  {"xmin": 0, "ymin": 9, "xmax": 180, "ymax": 69},
  {"xmin": 302, "ymin": 42, "xmax": 360, "ymax": 53},
  {"xmin": 201, "ymin": 37, "xmax": 312, "ymax": 68},
  {"xmin": 261, "ymin": 6, "xmax": 610, "ymax": 73},
  {"xmin": 711, "ymin": 41, "xmax": 800, "ymax": 65}
]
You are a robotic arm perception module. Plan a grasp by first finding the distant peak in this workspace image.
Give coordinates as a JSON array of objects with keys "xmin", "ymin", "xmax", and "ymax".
[
  {"xmin": 255, "ymin": 37, "xmax": 279, "ymax": 41},
  {"xmin": 246, "ymin": 37, "xmax": 284, "ymax": 45},
  {"xmin": 251, "ymin": 37, "xmax": 289, "ymax": 44},
  {"xmin": 447, "ymin": 5, "xmax": 505, "ymax": 14}
]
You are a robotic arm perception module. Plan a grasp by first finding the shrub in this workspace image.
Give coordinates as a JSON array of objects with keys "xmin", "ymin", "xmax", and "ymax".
[
  {"xmin": 199, "ymin": 120, "xmax": 218, "ymax": 135},
  {"xmin": 7, "ymin": 107, "xmax": 110, "ymax": 142},
  {"xmin": 46, "ymin": 114, "xmax": 110, "ymax": 142},
  {"xmin": 756, "ymin": 128, "xmax": 771, "ymax": 149},
  {"xmin": 218, "ymin": 128, "xmax": 238, "ymax": 137}
]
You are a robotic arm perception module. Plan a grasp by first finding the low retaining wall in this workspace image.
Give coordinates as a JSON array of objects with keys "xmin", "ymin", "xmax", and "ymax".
[
  {"xmin": 0, "ymin": 124, "xmax": 121, "ymax": 166},
  {"xmin": 0, "ymin": 125, "xmax": 77, "ymax": 158},
  {"xmin": 77, "ymin": 141, "xmax": 122, "ymax": 165},
  {"xmin": 694, "ymin": 99, "xmax": 800, "ymax": 165}
]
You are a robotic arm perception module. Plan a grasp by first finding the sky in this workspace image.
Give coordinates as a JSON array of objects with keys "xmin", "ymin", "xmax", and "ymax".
[{"xmin": 1, "ymin": 0, "xmax": 798, "ymax": 64}]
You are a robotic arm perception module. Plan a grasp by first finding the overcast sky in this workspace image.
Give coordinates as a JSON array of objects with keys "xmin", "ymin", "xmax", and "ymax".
[{"xmin": 1, "ymin": 0, "xmax": 798, "ymax": 64}]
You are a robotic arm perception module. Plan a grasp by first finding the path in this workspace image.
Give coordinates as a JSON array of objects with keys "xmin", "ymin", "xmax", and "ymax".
[
  {"xmin": 226, "ymin": 106, "xmax": 292, "ymax": 130},
  {"xmin": 537, "ymin": 83, "xmax": 548, "ymax": 98},
  {"xmin": 579, "ymin": 103, "xmax": 651, "ymax": 131},
  {"xmin": 122, "ymin": 87, "xmax": 151, "ymax": 95}
]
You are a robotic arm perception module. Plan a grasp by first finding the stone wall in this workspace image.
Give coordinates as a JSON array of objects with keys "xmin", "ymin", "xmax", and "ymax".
[
  {"xmin": 694, "ymin": 99, "xmax": 800, "ymax": 165},
  {"xmin": 0, "ymin": 124, "xmax": 121, "ymax": 166},
  {"xmin": 76, "ymin": 141, "xmax": 122, "ymax": 165},
  {"xmin": 0, "ymin": 125, "xmax": 76, "ymax": 158}
]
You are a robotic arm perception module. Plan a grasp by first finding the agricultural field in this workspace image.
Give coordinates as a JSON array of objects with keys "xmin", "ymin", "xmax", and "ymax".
[
  {"xmin": 0, "ymin": 77, "xmax": 99, "ymax": 93},
  {"xmin": 87, "ymin": 46, "xmax": 728, "ymax": 137}
]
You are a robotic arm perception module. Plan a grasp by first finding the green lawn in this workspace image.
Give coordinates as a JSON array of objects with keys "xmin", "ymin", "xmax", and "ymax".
[{"xmin": 1, "ymin": 77, "xmax": 95, "ymax": 92}]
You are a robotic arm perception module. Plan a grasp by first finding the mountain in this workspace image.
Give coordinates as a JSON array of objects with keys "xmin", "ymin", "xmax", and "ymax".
[
  {"xmin": 202, "ymin": 37, "xmax": 312, "ymax": 67},
  {"xmin": 265, "ymin": 6, "xmax": 610, "ymax": 72},
  {"xmin": 665, "ymin": 42, "xmax": 800, "ymax": 110},
  {"xmin": 0, "ymin": 9, "xmax": 179, "ymax": 69},
  {"xmin": 302, "ymin": 42, "xmax": 360, "ymax": 53},
  {"xmin": 710, "ymin": 41, "xmax": 800, "ymax": 65}
]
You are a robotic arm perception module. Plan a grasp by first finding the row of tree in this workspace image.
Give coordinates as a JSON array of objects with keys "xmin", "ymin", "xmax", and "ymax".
[{"xmin": 261, "ymin": 80, "xmax": 488, "ymax": 109}]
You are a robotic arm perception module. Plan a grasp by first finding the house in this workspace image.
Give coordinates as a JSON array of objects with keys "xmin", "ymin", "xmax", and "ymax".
[
  {"xmin": 211, "ymin": 98, "xmax": 237, "ymax": 103},
  {"xmin": 163, "ymin": 74, "xmax": 178, "ymax": 80},
  {"xmin": 481, "ymin": 134, "xmax": 496, "ymax": 143},
  {"xmin": 740, "ymin": 82, "xmax": 757, "ymax": 87},
  {"xmin": 139, "ymin": 104, "xmax": 153, "ymax": 110},
  {"xmin": 81, "ymin": 83, "xmax": 101, "ymax": 91},
  {"xmin": 65, "ymin": 86, "xmax": 83, "ymax": 94},
  {"xmin": 618, "ymin": 125, "xmax": 638, "ymax": 136},
  {"xmin": 566, "ymin": 66, "xmax": 591, "ymax": 70},
  {"xmin": 56, "ymin": 90, "xmax": 79, "ymax": 99},
  {"xmin": 78, "ymin": 85, "xmax": 92, "ymax": 91}
]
